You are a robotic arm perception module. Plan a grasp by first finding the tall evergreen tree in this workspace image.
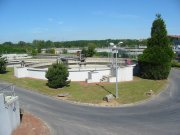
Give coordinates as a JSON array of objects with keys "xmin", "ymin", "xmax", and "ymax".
[{"xmin": 138, "ymin": 14, "xmax": 173, "ymax": 79}]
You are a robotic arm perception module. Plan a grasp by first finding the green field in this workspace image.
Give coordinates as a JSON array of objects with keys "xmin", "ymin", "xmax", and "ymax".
[{"xmin": 0, "ymin": 68, "xmax": 167, "ymax": 104}]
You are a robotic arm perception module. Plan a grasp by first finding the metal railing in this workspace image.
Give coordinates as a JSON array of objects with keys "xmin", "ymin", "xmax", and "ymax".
[{"xmin": 0, "ymin": 83, "xmax": 15, "ymax": 97}]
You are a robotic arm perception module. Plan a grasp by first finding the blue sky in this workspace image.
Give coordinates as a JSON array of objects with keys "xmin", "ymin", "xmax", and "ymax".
[{"xmin": 0, "ymin": 0, "xmax": 180, "ymax": 43}]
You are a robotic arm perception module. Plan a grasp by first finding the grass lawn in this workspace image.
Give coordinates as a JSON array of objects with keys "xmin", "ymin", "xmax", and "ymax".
[{"xmin": 0, "ymin": 68, "xmax": 167, "ymax": 104}]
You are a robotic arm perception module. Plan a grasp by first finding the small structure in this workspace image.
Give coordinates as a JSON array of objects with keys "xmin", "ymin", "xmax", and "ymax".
[
  {"xmin": 57, "ymin": 93, "xmax": 69, "ymax": 97},
  {"xmin": 125, "ymin": 59, "xmax": 132, "ymax": 65},
  {"xmin": 103, "ymin": 94, "xmax": 115, "ymax": 102},
  {"xmin": 146, "ymin": 90, "xmax": 154, "ymax": 96},
  {"xmin": 0, "ymin": 84, "xmax": 20, "ymax": 135},
  {"xmin": 21, "ymin": 60, "xmax": 25, "ymax": 67}
]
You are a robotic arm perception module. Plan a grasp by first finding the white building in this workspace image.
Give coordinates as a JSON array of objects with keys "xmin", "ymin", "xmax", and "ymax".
[
  {"xmin": 2, "ymin": 54, "xmax": 32, "ymax": 61},
  {"xmin": 54, "ymin": 48, "xmax": 81, "ymax": 54}
]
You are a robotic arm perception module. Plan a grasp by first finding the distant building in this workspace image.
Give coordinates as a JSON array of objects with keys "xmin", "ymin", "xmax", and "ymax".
[
  {"xmin": 54, "ymin": 48, "xmax": 81, "ymax": 54},
  {"xmin": 168, "ymin": 35, "xmax": 180, "ymax": 45},
  {"xmin": 95, "ymin": 48, "xmax": 111, "ymax": 53},
  {"xmin": 168, "ymin": 35, "xmax": 180, "ymax": 54},
  {"xmin": 41, "ymin": 48, "xmax": 47, "ymax": 54},
  {"xmin": 95, "ymin": 45, "xmax": 147, "ymax": 56},
  {"xmin": 2, "ymin": 54, "xmax": 32, "ymax": 60},
  {"xmin": 41, "ymin": 46, "xmax": 147, "ymax": 57}
]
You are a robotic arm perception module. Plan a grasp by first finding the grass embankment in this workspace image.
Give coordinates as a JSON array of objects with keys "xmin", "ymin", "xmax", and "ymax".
[{"xmin": 0, "ymin": 68, "xmax": 167, "ymax": 104}]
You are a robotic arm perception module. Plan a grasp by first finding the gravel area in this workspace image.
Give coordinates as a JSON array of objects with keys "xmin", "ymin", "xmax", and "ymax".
[{"xmin": 12, "ymin": 112, "xmax": 50, "ymax": 135}]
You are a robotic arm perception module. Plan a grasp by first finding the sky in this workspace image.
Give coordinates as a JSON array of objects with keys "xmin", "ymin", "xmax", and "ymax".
[{"xmin": 0, "ymin": 0, "xmax": 180, "ymax": 43}]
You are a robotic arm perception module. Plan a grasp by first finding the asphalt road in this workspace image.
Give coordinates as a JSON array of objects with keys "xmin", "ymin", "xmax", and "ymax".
[{"xmin": 1, "ymin": 68, "xmax": 180, "ymax": 135}]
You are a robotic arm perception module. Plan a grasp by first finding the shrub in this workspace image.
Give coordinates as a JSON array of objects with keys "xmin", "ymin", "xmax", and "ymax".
[
  {"xmin": 81, "ymin": 43, "xmax": 96, "ymax": 57},
  {"xmin": 62, "ymin": 49, "xmax": 67, "ymax": 54},
  {"xmin": 31, "ymin": 49, "xmax": 38, "ymax": 56},
  {"xmin": 138, "ymin": 14, "xmax": 173, "ymax": 80},
  {"xmin": 0, "ymin": 55, "xmax": 7, "ymax": 74},
  {"xmin": 46, "ymin": 62, "xmax": 69, "ymax": 88},
  {"xmin": 46, "ymin": 48, "xmax": 55, "ymax": 54},
  {"xmin": 95, "ymin": 52, "xmax": 108, "ymax": 57},
  {"xmin": 171, "ymin": 61, "xmax": 180, "ymax": 68}
]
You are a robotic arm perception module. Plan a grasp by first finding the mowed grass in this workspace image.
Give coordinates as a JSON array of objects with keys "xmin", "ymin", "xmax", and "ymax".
[{"xmin": 0, "ymin": 68, "xmax": 167, "ymax": 104}]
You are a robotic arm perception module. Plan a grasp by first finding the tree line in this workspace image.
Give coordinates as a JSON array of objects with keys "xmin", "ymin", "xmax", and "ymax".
[{"xmin": 0, "ymin": 39, "xmax": 147, "ymax": 54}]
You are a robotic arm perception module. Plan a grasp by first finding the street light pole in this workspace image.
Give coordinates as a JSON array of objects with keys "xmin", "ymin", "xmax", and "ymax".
[
  {"xmin": 110, "ymin": 42, "xmax": 123, "ymax": 99},
  {"xmin": 115, "ymin": 48, "xmax": 118, "ymax": 98}
]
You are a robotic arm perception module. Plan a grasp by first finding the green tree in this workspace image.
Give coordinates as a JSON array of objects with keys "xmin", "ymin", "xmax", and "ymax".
[
  {"xmin": 95, "ymin": 52, "xmax": 108, "ymax": 57},
  {"xmin": 33, "ymin": 40, "xmax": 45, "ymax": 52},
  {"xmin": 81, "ymin": 48, "xmax": 87, "ymax": 57},
  {"xmin": 45, "ymin": 40, "xmax": 54, "ymax": 48},
  {"xmin": 138, "ymin": 14, "xmax": 173, "ymax": 79},
  {"xmin": 87, "ymin": 43, "xmax": 96, "ymax": 57},
  {"xmin": 46, "ymin": 48, "xmax": 55, "ymax": 54},
  {"xmin": 62, "ymin": 49, "xmax": 67, "ymax": 54},
  {"xmin": 50, "ymin": 48, "xmax": 55, "ymax": 54},
  {"xmin": 18, "ymin": 41, "xmax": 26, "ymax": 47},
  {"xmin": 46, "ymin": 62, "xmax": 69, "ymax": 88},
  {"xmin": 0, "ymin": 55, "xmax": 7, "ymax": 73},
  {"xmin": 31, "ymin": 49, "xmax": 38, "ymax": 56}
]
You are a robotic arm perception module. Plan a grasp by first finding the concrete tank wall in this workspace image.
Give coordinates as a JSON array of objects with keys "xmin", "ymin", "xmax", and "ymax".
[
  {"xmin": 0, "ymin": 94, "xmax": 20, "ymax": 135},
  {"xmin": 68, "ymin": 70, "xmax": 89, "ymax": 81},
  {"xmin": 109, "ymin": 65, "xmax": 134, "ymax": 82},
  {"xmin": 27, "ymin": 68, "xmax": 47, "ymax": 80},
  {"xmin": 14, "ymin": 65, "xmax": 134, "ymax": 82},
  {"xmin": 14, "ymin": 67, "xmax": 28, "ymax": 78}
]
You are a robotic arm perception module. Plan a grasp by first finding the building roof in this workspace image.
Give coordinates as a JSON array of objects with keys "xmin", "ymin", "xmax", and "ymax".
[{"xmin": 168, "ymin": 35, "xmax": 180, "ymax": 39}]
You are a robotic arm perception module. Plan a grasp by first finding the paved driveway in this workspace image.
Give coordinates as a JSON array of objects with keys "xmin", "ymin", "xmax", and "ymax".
[{"xmin": 1, "ymin": 68, "xmax": 180, "ymax": 135}]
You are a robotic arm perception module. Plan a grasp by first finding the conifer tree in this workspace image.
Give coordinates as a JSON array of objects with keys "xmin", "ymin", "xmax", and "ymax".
[{"xmin": 138, "ymin": 14, "xmax": 173, "ymax": 79}]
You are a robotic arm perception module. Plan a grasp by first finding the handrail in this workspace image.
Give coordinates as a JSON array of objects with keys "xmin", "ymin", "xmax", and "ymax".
[
  {"xmin": 0, "ymin": 83, "xmax": 15, "ymax": 97},
  {"xmin": 0, "ymin": 83, "xmax": 14, "ymax": 91}
]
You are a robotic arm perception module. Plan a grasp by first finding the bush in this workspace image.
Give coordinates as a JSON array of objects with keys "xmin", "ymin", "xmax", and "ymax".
[
  {"xmin": 0, "ymin": 55, "xmax": 7, "ymax": 74},
  {"xmin": 139, "ymin": 61, "xmax": 171, "ymax": 79},
  {"xmin": 171, "ymin": 61, "xmax": 180, "ymax": 68},
  {"xmin": 46, "ymin": 48, "xmax": 55, "ymax": 54},
  {"xmin": 46, "ymin": 62, "xmax": 69, "ymax": 88},
  {"xmin": 31, "ymin": 49, "xmax": 38, "ymax": 56},
  {"xmin": 95, "ymin": 52, "xmax": 108, "ymax": 57},
  {"xmin": 62, "ymin": 49, "xmax": 67, "ymax": 54},
  {"xmin": 138, "ymin": 14, "xmax": 173, "ymax": 80},
  {"xmin": 81, "ymin": 43, "xmax": 96, "ymax": 57}
]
